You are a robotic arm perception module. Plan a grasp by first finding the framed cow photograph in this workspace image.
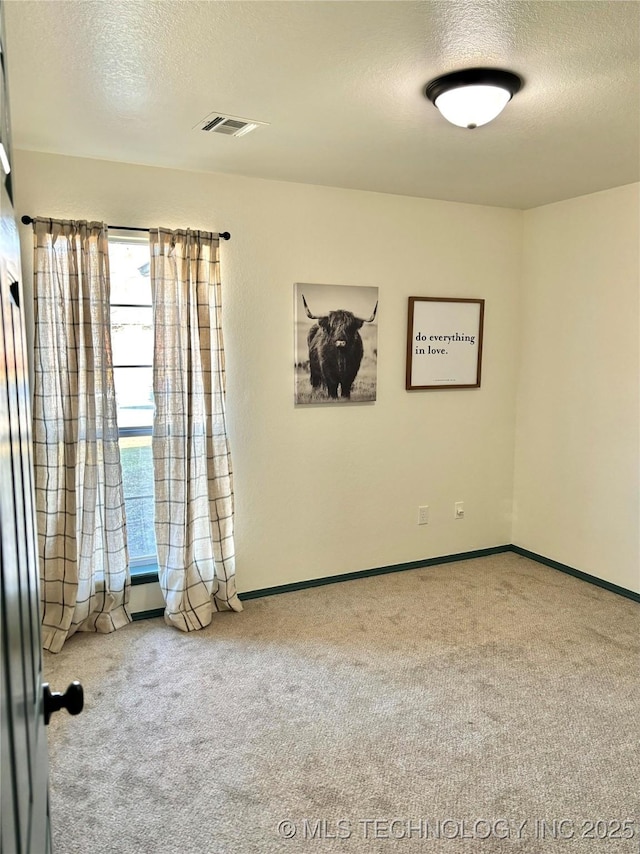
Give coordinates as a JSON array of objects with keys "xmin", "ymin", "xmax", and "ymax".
[{"xmin": 294, "ymin": 283, "xmax": 379, "ymax": 405}]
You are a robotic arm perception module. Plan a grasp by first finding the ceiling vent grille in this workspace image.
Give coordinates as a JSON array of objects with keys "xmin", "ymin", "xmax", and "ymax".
[{"xmin": 195, "ymin": 112, "xmax": 268, "ymax": 137}]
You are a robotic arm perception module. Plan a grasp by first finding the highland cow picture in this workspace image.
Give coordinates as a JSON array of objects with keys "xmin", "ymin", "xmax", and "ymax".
[{"xmin": 294, "ymin": 283, "xmax": 379, "ymax": 405}]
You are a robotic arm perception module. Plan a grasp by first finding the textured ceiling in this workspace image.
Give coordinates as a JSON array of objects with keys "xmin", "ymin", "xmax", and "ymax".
[{"xmin": 5, "ymin": 0, "xmax": 640, "ymax": 209}]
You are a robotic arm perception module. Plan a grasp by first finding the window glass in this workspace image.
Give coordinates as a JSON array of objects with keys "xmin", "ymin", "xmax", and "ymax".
[
  {"xmin": 119, "ymin": 435, "xmax": 156, "ymax": 561},
  {"xmin": 113, "ymin": 367, "xmax": 154, "ymax": 429},
  {"xmin": 108, "ymin": 237, "xmax": 157, "ymax": 569},
  {"xmin": 109, "ymin": 241, "xmax": 152, "ymax": 305},
  {"xmin": 111, "ymin": 306, "xmax": 153, "ymax": 365}
]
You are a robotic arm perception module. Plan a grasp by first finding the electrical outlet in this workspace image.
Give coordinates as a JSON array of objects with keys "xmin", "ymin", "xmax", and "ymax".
[
  {"xmin": 418, "ymin": 505, "xmax": 429, "ymax": 525},
  {"xmin": 455, "ymin": 501, "xmax": 465, "ymax": 519}
]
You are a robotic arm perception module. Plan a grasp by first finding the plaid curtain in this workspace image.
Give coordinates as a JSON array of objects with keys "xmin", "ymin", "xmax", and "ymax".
[
  {"xmin": 150, "ymin": 228, "xmax": 241, "ymax": 631},
  {"xmin": 33, "ymin": 218, "xmax": 130, "ymax": 653}
]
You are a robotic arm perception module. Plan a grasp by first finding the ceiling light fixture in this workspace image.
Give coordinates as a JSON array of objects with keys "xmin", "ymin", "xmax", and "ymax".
[{"xmin": 425, "ymin": 68, "xmax": 523, "ymax": 129}]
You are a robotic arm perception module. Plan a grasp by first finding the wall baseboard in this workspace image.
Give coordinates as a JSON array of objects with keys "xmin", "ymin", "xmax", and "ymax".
[
  {"xmin": 131, "ymin": 608, "xmax": 165, "ymax": 622},
  {"xmin": 238, "ymin": 545, "xmax": 512, "ymax": 600},
  {"xmin": 130, "ymin": 543, "xmax": 639, "ymax": 621},
  {"xmin": 509, "ymin": 545, "xmax": 640, "ymax": 603}
]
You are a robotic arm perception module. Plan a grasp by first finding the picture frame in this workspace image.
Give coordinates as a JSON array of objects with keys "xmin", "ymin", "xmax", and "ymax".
[
  {"xmin": 406, "ymin": 297, "xmax": 484, "ymax": 390},
  {"xmin": 294, "ymin": 282, "xmax": 379, "ymax": 405}
]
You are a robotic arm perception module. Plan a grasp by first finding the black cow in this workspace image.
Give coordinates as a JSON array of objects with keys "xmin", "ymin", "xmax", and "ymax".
[{"xmin": 302, "ymin": 294, "xmax": 378, "ymax": 399}]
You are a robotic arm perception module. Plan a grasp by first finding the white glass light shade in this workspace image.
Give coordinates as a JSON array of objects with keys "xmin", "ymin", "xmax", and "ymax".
[{"xmin": 434, "ymin": 84, "xmax": 512, "ymax": 129}]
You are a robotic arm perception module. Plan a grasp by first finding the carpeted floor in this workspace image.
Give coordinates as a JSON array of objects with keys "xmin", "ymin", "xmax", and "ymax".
[{"xmin": 44, "ymin": 553, "xmax": 640, "ymax": 854}]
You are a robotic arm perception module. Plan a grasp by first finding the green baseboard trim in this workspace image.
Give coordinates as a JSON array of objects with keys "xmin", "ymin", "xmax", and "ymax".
[
  {"xmin": 237, "ymin": 545, "xmax": 512, "ymax": 601},
  {"xmin": 131, "ymin": 608, "xmax": 165, "ymax": 621},
  {"xmin": 509, "ymin": 545, "xmax": 640, "ymax": 603},
  {"xmin": 129, "ymin": 544, "xmax": 639, "ymax": 621}
]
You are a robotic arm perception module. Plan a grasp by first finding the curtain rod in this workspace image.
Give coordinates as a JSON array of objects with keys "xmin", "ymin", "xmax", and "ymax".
[{"xmin": 20, "ymin": 216, "xmax": 231, "ymax": 241}]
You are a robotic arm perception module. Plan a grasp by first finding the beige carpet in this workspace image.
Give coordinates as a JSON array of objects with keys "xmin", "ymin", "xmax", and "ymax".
[{"xmin": 44, "ymin": 553, "xmax": 640, "ymax": 854}]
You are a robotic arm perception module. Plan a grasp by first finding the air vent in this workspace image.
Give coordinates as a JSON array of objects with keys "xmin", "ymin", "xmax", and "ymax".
[{"xmin": 194, "ymin": 112, "xmax": 268, "ymax": 137}]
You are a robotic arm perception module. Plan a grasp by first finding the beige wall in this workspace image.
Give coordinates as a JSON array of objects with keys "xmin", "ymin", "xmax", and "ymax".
[
  {"xmin": 513, "ymin": 184, "xmax": 640, "ymax": 593},
  {"xmin": 15, "ymin": 150, "xmax": 522, "ymax": 595},
  {"xmin": 16, "ymin": 151, "xmax": 638, "ymax": 598}
]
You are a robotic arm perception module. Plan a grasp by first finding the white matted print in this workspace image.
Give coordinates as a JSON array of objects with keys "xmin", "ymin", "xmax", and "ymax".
[
  {"xmin": 406, "ymin": 297, "xmax": 484, "ymax": 390},
  {"xmin": 294, "ymin": 283, "xmax": 379, "ymax": 404}
]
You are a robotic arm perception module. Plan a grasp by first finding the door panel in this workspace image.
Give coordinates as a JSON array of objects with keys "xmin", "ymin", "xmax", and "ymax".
[
  {"xmin": 0, "ymin": 179, "xmax": 50, "ymax": 854},
  {"xmin": 0, "ymin": 1, "xmax": 50, "ymax": 846}
]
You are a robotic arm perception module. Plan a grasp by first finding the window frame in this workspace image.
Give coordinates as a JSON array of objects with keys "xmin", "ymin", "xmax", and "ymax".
[{"xmin": 108, "ymin": 232, "xmax": 158, "ymax": 580}]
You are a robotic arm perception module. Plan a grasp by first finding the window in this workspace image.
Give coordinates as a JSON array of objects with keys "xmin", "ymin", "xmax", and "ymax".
[{"xmin": 108, "ymin": 237, "xmax": 157, "ymax": 574}]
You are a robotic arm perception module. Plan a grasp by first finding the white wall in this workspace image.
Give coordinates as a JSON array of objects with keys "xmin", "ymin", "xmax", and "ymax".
[
  {"xmin": 513, "ymin": 184, "xmax": 640, "ymax": 593},
  {"xmin": 15, "ymin": 150, "xmax": 522, "ymax": 594}
]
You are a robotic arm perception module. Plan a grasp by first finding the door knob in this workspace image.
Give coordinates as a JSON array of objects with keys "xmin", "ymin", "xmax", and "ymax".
[{"xmin": 43, "ymin": 681, "xmax": 84, "ymax": 725}]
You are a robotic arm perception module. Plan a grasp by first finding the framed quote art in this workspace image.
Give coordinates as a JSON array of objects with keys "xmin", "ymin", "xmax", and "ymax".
[{"xmin": 406, "ymin": 297, "xmax": 484, "ymax": 390}]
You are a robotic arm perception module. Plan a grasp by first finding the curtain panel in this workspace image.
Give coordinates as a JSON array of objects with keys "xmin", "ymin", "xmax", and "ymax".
[
  {"xmin": 33, "ymin": 218, "xmax": 130, "ymax": 653},
  {"xmin": 150, "ymin": 228, "xmax": 241, "ymax": 631}
]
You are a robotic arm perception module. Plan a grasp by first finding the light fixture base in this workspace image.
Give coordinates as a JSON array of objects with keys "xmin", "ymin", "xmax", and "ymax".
[{"xmin": 425, "ymin": 68, "xmax": 523, "ymax": 105}]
